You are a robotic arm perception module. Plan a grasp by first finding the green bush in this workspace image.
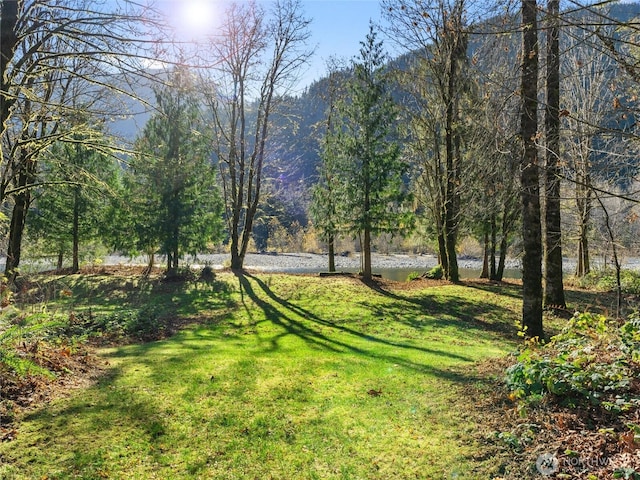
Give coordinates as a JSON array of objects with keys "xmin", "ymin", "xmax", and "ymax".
[
  {"xmin": 576, "ymin": 269, "xmax": 640, "ymax": 294},
  {"xmin": 56, "ymin": 306, "xmax": 164, "ymax": 343},
  {"xmin": 424, "ymin": 264, "xmax": 444, "ymax": 280},
  {"xmin": 123, "ymin": 305, "xmax": 163, "ymax": 338},
  {"xmin": 505, "ymin": 312, "xmax": 640, "ymax": 409},
  {"xmin": 407, "ymin": 271, "xmax": 422, "ymax": 281}
]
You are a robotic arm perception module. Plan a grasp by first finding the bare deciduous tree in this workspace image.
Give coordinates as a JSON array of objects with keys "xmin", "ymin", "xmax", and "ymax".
[
  {"xmin": 201, "ymin": 0, "xmax": 312, "ymax": 270},
  {"xmin": 383, "ymin": 0, "xmax": 471, "ymax": 282},
  {"xmin": 0, "ymin": 0, "xmax": 163, "ymax": 276}
]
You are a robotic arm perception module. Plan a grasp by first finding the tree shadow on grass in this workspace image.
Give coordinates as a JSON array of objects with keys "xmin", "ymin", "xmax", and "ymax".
[
  {"xmin": 9, "ymin": 271, "xmax": 519, "ymax": 476},
  {"xmin": 359, "ymin": 277, "xmax": 521, "ymax": 338},
  {"xmin": 233, "ymin": 271, "xmax": 515, "ymax": 384}
]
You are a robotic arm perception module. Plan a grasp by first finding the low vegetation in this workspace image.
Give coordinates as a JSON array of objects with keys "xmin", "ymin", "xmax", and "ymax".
[
  {"xmin": 495, "ymin": 310, "xmax": 640, "ymax": 478},
  {"xmin": 0, "ymin": 268, "xmax": 639, "ymax": 478}
]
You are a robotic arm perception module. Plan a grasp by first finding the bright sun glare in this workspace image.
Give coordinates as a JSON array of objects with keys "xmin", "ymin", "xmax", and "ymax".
[{"xmin": 178, "ymin": 0, "xmax": 216, "ymax": 36}]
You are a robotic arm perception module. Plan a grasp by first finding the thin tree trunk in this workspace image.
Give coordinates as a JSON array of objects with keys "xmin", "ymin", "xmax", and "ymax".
[
  {"xmin": 520, "ymin": 0, "xmax": 544, "ymax": 338},
  {"xmin": 596, "ymin": 195, "xmax": 622, "ymax": 317},
  {"xmin": 495, "ymin": 205, "xmax": 511, "ymax": 282},
  {"xmin": 328, "ymin": 234, "xmax": 336, "ymax": 272},
  {"xmin": 144, "ymin": 252, "xmax": 155, "ymax": 276},
  {"xmin": 496, "ymin": 234, "xmax": 508, "ymax": 282},
  {"xmin": 445, "ymin": 224, "xmax": 459, "ymax": 282},
  {"xmin": 481, "ymin": 228, "xmax": 489, "ymax": 279},
  {"xmin": 544, "ymin": 0, "xmax": 566, "ymax": 308},
  {"xmin": 363, "ymin": 228, "xmax": 372, "ymax": 280},
  {"xmin": 575, "ymin": 176, "xmax": 591, "ymax": 276},
  {"xmin": 437, "ymin": 219, "xmax": 447, "ymax": 271},
  {"xmin": 490, "ymin": 214, "xmax": 497, "ymax": 280},
  {"xmin": 72, "ymin": 186, "xmax": 80, "ymax": 273},
  {"xmin": 5, "ymin": 190, "xmax": 30, "ymax": 277}
]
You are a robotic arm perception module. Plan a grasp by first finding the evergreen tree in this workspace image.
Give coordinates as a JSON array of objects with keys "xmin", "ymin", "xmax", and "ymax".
[
  {"xmin": 309, "ymin": 67, "xmax": 346, "ymax": 272},
  {"xmin": 333, "ymin": 25, "xmax": 411, "ymax": 280},
  {"xmin": 310, "ymin": 124, "xmax": 341, "ymax": 272},
  {"xmin": 28, "ymin": 137, "xmax": 118, "ymax": 272},
  {"xmin": 127, "ymin": 67, "xmax": 223, "ymax": 274}
]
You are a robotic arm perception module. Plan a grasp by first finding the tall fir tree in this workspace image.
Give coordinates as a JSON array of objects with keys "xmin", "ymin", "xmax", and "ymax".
[
  {"xmin": 127, "ymin": 67, "xmax": 223, "ymax": 273},
  {"xmin": 333, "ymin": 24, "xmax": 411, "ymax": 279}
]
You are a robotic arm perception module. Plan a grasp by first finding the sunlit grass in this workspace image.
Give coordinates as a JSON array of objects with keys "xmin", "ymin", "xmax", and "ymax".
[{"xmin": 1, "ymin": 272, "xmax": 522, "ymax": 479}]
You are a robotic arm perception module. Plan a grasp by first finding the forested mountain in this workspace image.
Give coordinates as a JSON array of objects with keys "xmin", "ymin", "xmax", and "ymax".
[
  {"xmin": 107, "ymin": 1, "xmax": 640, "ymax": 192},
  {"xmin": 4, "ymin": 0, "xmax": 640, "ymax": 280},
  {"xmin": 267, "ymin": 2, "xmax": 639, "ymax": 175}
]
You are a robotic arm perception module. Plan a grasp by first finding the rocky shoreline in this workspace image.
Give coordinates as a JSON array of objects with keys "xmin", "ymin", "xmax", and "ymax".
[
  {"xmin": 164, "ymin": 252, "xmax": 519, "ymax": 273},
  {"xmin": 9, "ymin": 251, "xmax": 640, "ymax": 277}
]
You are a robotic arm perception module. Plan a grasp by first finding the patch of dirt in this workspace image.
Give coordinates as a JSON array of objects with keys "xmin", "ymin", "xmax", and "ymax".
[
  {"xmin": 1, "ymin": 343, "xmax": 107, "ymax": 442},
  {"xmin": 358, "ymin": 274, "xmax": 452, "ymax": 291},
  {"xmin": 468, "ymin": 358, "xmax": 640, "ymax": 479},
  {"xmin": 44, "ymin": 265, "xmax": 165, "ymax": 277}
]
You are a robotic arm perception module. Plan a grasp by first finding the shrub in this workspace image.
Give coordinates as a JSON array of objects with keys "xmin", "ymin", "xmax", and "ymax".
[
  {"xmin": 424, "ymin": 265, "xmax": 444, "ymax": 280},
  {"xmin": 505, "ymin": 312, "xmax": 640, "ymax": 410},
  {"xmin": 0, "ymin": 311, "xmax": 61, "ymax": 378},
  {"xmin": 575, "ymin": 269, "xmax": 640, "ymax": 295},
  {"xmin": 407, "ymin": 271, "xmax": 422, "ymax": 281},
  {"xmin": 89, "ymin": 306, "xmax": 164, "ymax": 341}
]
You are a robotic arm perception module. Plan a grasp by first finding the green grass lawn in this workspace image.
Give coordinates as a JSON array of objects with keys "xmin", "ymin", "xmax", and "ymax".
[{"xmin": 0, "ymin": 272, "xmax": 523, "ymax": 479}]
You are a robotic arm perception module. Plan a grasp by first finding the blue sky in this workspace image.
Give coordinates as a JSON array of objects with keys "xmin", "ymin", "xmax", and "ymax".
[
  {"xmin": 163, "ymin": 0, "xmax": 388, "ymax": 89},
  {"xmin": 299, "ymin": 0, "xmax": 386, "ymax": 87}
]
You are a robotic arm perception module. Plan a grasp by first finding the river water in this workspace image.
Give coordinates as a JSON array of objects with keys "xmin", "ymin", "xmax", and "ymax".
[{"xmin": 6, "ymin": 251, "xmax": 639, "ymax": 282}]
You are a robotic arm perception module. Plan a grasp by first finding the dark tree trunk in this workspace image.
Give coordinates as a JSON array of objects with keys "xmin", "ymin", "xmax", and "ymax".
[
  {"xmin": 5, "ymin": 156, "xmax": 35, "ymax": 277},
  {"xmin": 437, "ymin": 222, "xmax": 447, "ymax": 272},
  {"xmin": 490, "ymin": 214, "xmax": 497, "ymax": 280},
  {"xmin": 576, "ymin": 225, "xmax": 590, "ymax": 276},
  {"xmin": 575, "ymin": 173, "xmax": 592, "ymax": 276},
  {"xmin": 362, "ymin": 228, "xmax": 372, "ymax": 280},
  {"xmin": 543, "ymin": 0, "xmax": 566, "ymax": 308},
  {"xmin": 520, "ymin": 0, "xmax": 544, "ymax": 338},
  {"xmin": 481, "ymin": 229, "xmax": 490, "ymax": 279},
  {"xmin": 144, "ymin": 252, "xmax": 155, "ymax": 276},
  {"xmin": 0, "ymin": 0, "xmax": 20, "ymax": 141},
  {"xmin": 443, "ymin": 55, "xmax": 461, "ymax": 283},
  {"xmin": 491, "ymin": 207, "xmax": 512, "ymax": 282},
  {"xmin": 72, "ymin": 186, "xmax": 80, "ymax": 273},
  {"xmin": 328, "ymin": 234, "xmax": 336, "ymax": 272},
  {"xmin": 362, "ymin": 171, "xmax": 372, "ymax": 280},
  {"xmin": 496, "ymin": 234, "xmax": 508, "ymax": 282},
  {"xmin": 230, "ymin": 248, "xmax": 243, "ymax": 270},
  {"xmin": 5, "ymin": 189, "xmax": 30, "ymax": 277}
]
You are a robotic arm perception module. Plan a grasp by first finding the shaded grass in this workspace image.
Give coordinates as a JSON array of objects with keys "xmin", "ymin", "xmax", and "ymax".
[{"xmin": 3, "ymin": 272, "xmax": 525, "ymax": 479}]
